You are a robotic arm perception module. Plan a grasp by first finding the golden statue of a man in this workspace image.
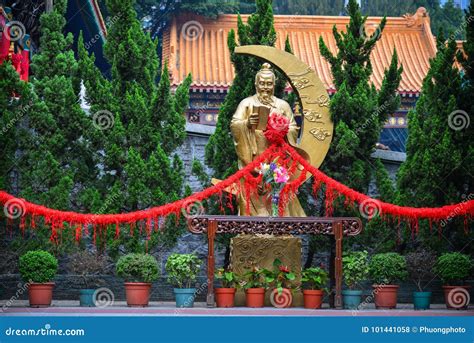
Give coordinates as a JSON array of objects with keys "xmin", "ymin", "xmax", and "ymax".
[{"xmin": 230, "ymin": 63, "xmax": 305, "ymax": 217}]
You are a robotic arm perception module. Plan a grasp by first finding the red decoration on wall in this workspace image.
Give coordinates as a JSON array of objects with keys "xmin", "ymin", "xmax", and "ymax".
[{"xmin": 0, "ymin": 142, "xmax": 472, "ymax": 243}]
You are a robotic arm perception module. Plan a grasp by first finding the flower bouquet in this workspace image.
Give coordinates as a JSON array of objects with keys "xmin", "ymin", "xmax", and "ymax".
[{"xmin": 258, "ymin": 158, "xmax": 290, "ymax": 216}]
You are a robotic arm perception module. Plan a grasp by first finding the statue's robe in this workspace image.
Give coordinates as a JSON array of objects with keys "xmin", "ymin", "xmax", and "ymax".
[{"xmin": 230, "ymin": 95, "xmax": 306, "ymax": 217}]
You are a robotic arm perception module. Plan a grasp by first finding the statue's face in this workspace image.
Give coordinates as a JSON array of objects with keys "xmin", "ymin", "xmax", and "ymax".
[{"xmin": 255, "ymin": 73, "xmax": 275, "ymax": 101}]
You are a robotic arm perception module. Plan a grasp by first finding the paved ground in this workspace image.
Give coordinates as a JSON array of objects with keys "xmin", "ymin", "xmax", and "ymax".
[{"xmin": 1, "ymin": 301, "xmax": 473, "ymax": 316}]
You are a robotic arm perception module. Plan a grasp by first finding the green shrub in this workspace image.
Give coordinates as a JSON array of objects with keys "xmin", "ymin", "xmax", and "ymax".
[
  {"xmin": 19, "ymin": 250, "xmax": 58, "ymax": 283},
  {"xmin": 434, "ymin": 252, "xmax": 472, "ymax": 284},
  {"xmin": 165, "ymin": 253, "xmax": 201, "ymax": 288},
  {"xmin": 369, "ymin": 253, "xmax": 407, "ymax": 285},
  {"xmin": 116, "ymin": 253, "xmax": 159, "ymax": 283},
  {"xmin": 301, "ymin": 267, "xmax": 329, "ymax": 290},
  {"xmin": 342, "ymin": 250, "xmax": 369, "ymax": 289}
]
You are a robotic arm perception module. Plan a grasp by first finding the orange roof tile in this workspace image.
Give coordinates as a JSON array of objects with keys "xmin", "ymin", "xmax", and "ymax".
[{"xmin": 163, "ymin": 8, "xmax": 437, "ymax": 94}]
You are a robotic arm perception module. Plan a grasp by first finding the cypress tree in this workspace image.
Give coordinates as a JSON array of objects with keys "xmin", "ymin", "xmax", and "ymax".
[
  {"xmin": 315, "ymin": 0, "xmax": 402, "ymax": 255},
  {"xmin": 397, "ymin": 23, "xmax": 473, "ymax": 253},
  {"xmin": 79, "ymin": 0, "xmax": 191, "ymax": 255}
]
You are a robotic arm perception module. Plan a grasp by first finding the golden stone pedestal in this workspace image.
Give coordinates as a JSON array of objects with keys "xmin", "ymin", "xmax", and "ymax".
[{"xmin": 230, "ymin": 234, "xmax": 304, "ymax": 307}]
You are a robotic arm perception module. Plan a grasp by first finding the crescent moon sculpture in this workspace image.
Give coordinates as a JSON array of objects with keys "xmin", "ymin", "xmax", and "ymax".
[{"xmin": 235, "ymin": 45, "xmax": 334, "ymax": 180}]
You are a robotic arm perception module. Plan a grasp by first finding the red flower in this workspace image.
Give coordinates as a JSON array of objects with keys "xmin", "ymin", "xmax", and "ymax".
[
  {"xmin": 264, "ymin": 113, "xmax": 290, "ymax": 144},
  {"xmin": 279, "ymin": 265, "xmax": 290, "ymax": 273}
]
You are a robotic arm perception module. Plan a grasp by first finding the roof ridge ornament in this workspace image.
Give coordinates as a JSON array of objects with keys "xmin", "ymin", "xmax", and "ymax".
[{"xmin": 403, "ymin": 7, "xmax": 429, "ymax": 27}]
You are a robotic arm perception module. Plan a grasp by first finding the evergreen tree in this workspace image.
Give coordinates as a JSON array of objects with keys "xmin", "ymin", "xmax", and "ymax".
[
  {"xmin": 79, "ymin": 0, "xmax": 191, "ymax": 255},
  {"xmin": 316, "ymin": 0, "xmax": 402, "ymax": 255},
  {"xmin": 397, "ymin": 19, "xmax": 473, "ymax": 253}
]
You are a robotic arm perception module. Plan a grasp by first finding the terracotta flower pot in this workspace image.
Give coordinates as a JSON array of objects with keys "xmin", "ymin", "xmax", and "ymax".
[
  {"xmin": 303, "ymin": 289, "xmax": 324, "ymax": 309},
  {"xmin": 28, "ymin": 282, "xmax": 55, "ymax": 308},
  {"xmin": 373, "ymin": 284, "xmax": 399, "ymax": 309},
  {"xmin": 245, "ymin": 288, "xmax": 265, "ymax": 308},
  {"xmin": 443, "ymin": 285, "xmax": 471, "ymax": 310},
  {"xmin": 215, "ymin": 288, "xmax": 236, "ymax": 308},
  {"xmin": 124, "ymin": 282, "xmax": 152, "ymax": 307}
]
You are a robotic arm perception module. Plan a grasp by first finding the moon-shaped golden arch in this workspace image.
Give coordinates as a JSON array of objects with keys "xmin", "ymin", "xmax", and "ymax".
[{"xmin": 235, "ymin": 45, "xmax": 334, "ymax": 180}]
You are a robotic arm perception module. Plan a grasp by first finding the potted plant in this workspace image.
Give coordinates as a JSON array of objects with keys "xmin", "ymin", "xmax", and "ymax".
[
  {"xmin": 166, "ymin": 253, "xmax": 202, "ymax": 308},
  {"xmin": 434, "ymin": 252, "xmax": 472, "ymax": 310},
  {"xmin": 214, "ymin": 268, "xmax": 239, "ymax": 308},
  {"xmin": 116, "ymin": 253, "xmax": 159, "ymax": 307},
  {"xmin": 301, "ymin": 266, "xmax": 328, "ymax": 309},
  {"xmin": 68, "ymin": 251, "xmax": 111, "ymax": 307},
  {"xmin": 405, "ymin": 249, "xmax": 436, "ymax": 310},
  {"xmin": 242, "ymin": 266, "xmax": 271, "ymax": 308},
  {"xmin": 342, "ymin": 251, "xmax": 369, "ymax": 309},
  {"xmin": 19, "ymin": 250, "xmax": 58, "ymax": 307},
  {"xmin": 266, "ymin": 258, "xmax": 296, "ymax": 308},
  {"xmin": 368, "ymin": 252, "xmax": 407, "ymax": 309}
]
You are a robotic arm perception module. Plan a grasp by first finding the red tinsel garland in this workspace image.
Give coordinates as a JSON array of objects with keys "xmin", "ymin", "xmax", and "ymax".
[{"xmin": 0, "ymin": 142, "xmax": 472, "ymax": 242}]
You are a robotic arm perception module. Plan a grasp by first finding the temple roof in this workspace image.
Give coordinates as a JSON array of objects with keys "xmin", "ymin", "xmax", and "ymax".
[{"xmin": 163, "ymin": 8, "xmax": 438, "ymax": 94}]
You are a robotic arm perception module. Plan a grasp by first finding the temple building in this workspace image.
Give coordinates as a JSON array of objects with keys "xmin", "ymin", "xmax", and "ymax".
[{"xmin": 162, "ymin": 8, "xmax": 441, "ymax": 152}]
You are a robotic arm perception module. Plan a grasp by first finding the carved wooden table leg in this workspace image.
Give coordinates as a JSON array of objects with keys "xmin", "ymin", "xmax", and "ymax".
[
  {"xmin": 334, "ymin": 221, "xmax": 343, "ymax": 309},
  {"xmin": 206, "ymin": 220, "xmax": 217, "ymax": 307}
]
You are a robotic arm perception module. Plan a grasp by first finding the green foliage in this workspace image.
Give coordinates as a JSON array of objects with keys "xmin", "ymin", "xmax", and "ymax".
[
  {"xmin": 266, "ymin": 258, "xmax": 296, "ymax": 294},
  {"xmin": 397, "ymin": 29, "xmax": 473, "ymax": 252},
  {"xmin": 316, "ymin": 0, "xmax": 402, "ymax": 253},
  {"xmin": 242, "ymin": 266, "xmax": 272, "ymax": 289},
  {"xmin": 342, "ymin": 251, "xmax": 369, "ymax": 290},
  {"xmin": 405, "ymin": 249, "xmax": 436, "ymax": 292},
  {"xmin": 215, "ymin": 268, "xmax": 240, "ymax": 288},
  {"xmin": 165, "ymin": 253, "xmax": 202, "ymax": 288},
  {"xmin": 19, "ymin": 250, "xmax": 58, "ymax": 283},
  {"xmin": 434, "ymin": 252, "xmax": 472, "ymax": 284},
  {"xmin": 78, "ymin": 0, "xmax": 191, "ymax": 253},
  {"xmin": 116, "ymin": 253, "xmax": 159, "ymax": 283},
  {"xmin": 301, "ymin": 267, "xmax": 329, "ymax": 291},
  {"xmin": 369, "ymin": 252, "xmax": 408, "ymax": 285}
]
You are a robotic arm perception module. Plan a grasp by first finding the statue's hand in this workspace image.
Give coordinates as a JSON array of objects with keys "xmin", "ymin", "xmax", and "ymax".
[{"xmin": 247, "ymin": 113, "xmax": 259, "ymax": 128}]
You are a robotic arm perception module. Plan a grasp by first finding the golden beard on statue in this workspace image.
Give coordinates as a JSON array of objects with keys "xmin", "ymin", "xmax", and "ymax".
[{"xmin": 230, "ymin": 63, "xmax": 306, "ymax": 217}]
